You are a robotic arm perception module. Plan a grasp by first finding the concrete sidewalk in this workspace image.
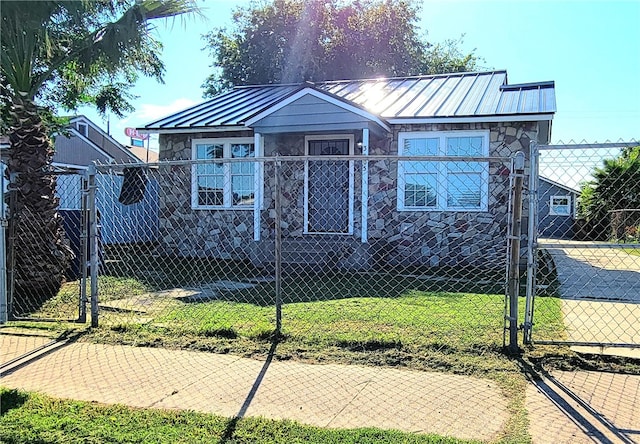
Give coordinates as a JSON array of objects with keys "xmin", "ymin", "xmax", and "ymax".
[
  {"xmin": 2, "ymin": 333, "xmax": 639, "ymax": 443},
  {"xmin": 540, "ymin": 239, "xmax": 640, "ymax": 352},
  {"xmin": 0, "ymin": 333, "xmax": 507, "ymax": 441}
]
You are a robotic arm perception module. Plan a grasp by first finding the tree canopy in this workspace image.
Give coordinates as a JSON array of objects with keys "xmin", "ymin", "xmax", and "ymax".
[
  {"xmin": 0, "ymin": 0, "xmax": 198, "ymax": 314},
  {"xmin": 578, "ymin": 146, "xmax": 640, "ymax": 240},
  {"xmin": 0, "ymin": 0, "xmax": 199, "ymax": 132},
  {"xmin": 202, "ymin": 0, "xmax": 482, "ymax": 96}
]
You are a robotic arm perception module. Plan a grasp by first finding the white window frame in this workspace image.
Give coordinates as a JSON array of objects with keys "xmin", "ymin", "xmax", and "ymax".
[
  {"xmin": 76, "ymin": 122, "xmax": 88, "ymax": 137},
  {"xmin": 191, "ymin": 137, "xmax": 259, "ymax": 210},
  {"xmin": 397, "ymin": 130, "xmax": 490, "ymax": 212},
  {"xmin": 549, "ymin": 195, "xmax": 571, "ymax": 216},
  {"xmin": 303, "ymin": 134, "xmax": 355, "ymax": 235}
]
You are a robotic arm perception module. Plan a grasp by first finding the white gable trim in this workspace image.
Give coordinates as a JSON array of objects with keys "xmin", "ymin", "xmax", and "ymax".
[
  {"xmin": 245, "ymin": 88, "xmax": 391, "ymax": 132},
  {"xmin": 539, "ymin": 176, "xmax": 580, "ymax": 195}
]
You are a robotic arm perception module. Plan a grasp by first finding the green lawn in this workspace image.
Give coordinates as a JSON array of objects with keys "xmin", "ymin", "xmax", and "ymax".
[
  {"xmin": 23, "ymin": 264, "xmax": 567, "ymax": 376},
  {"xmin": 87, "ymin": 279, "xmax": 565, "ymax": 376},
  {"xmin": 0, "ymin": 388, "xmax": 477, "ymax": 444}
]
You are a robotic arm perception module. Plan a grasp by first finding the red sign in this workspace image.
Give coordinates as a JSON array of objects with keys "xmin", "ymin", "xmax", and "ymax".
[{"xmin": 124, "ymin": 127, "xmax": 149, "ymax": 141}]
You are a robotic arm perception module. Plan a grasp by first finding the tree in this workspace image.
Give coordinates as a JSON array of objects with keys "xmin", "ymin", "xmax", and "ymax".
[
  {"xmin": 202, "ymin": 0, "xmax": 482, "ymax": 96},
  {"xmin": 0, "ymin": 0, "xmax": 197, "ymax": 314},
  {"xmin": 578, "ymin": 146, "xmax": 640, "ymax": 240}
]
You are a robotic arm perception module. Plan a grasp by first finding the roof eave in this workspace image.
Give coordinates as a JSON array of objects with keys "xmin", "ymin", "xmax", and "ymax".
[
  {"xmin": 387, "ymin": 113, "xmax": 555, "ymax": 125},
  {"xmin": 137, "ymin": 125, "xmax": 248, "ymax": 134}
]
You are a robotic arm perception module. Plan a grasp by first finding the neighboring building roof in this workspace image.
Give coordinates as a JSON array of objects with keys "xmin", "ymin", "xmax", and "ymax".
[
  {"xmin": 2, "ymin": 117, "xmax": 148, "ymax": 167},
  {"xmin": 142, "ymin": 70, "xmax": 556, "ymax": 132},
  {"xmin": 539, "ymin": 176, "xmax": 580, "ymax": 194},
  {"xmin": 126, "ymin": 145, "xmax": 159, "ymax": 163}
]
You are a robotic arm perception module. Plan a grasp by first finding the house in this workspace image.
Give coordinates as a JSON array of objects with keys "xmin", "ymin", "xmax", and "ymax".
[
  {"xmin": 1, "ymin": 116, "xmax": 159, "ymax": 246},
  {"xmin": 55, "ymin": 115, "xmax": 142, "ymax": 169},
  {"xmin": 538, "ymin": 177, "xmax": 579, "ymax": 239},
  {"xmin": 141, "ymin": 70, "xmax": 556, "ymax": 270},
  {"xmin": 54, "ymin": 116, "xmax": 159, "ymax": 246}
]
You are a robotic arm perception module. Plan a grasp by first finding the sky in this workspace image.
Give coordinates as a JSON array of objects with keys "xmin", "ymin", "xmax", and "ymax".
[{"xmin": 77, "ymin": 0, "xmax": 640, "ymax": 155}]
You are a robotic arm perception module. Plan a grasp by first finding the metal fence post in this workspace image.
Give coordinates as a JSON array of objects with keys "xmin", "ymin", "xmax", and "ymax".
[
  {"xmin": 88, "ymin": 164, "xmax": 99, "ymax": 327},
  {"xmin": 0, "ymin": 168, "xmax": 7, "ymax": 324},
  {"xmin": 274, "ymin": 158, "xmax": 282, "ymax": 334},
  {"xmin": 523, "ymin": 141, "xmax": 539, "ymax": 344},
  {"xmin": 507, "ymin": 151, "xmax": 525, "ymax": 354},
  {"xmin": 77, "ymin": 172, "xmax": 89, "ymax": 324},
  {"xmin": 6, "ymin": 172, "xmax": 17, "ymax": 320}
]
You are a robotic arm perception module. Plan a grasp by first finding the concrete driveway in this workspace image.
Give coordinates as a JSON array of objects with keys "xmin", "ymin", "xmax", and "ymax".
[{"xmin": 540, "ymin": 239, "xmax": 640, "ymax": 347}]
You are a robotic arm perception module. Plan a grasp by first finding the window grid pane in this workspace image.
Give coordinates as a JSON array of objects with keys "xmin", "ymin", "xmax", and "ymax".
[
  {"xmin": 447, "ymin": 173, "xmax": 482, "ymax": 208},
  {"xmin": 551, "ymin": 196, "xmax": 571, "ymax": 215},
  {"xmin": 194, "ymin": 141, "xmax": 255, "ymax": 208},
  {"xmin": 404, "ymin": 173, "xmax": 437, "ymax": 208},
  {"xmin": 446, "ymin": 136, "xmax": 483, "ymax": 157},
  {"xmin": 399, "ymin": 133, "xmax": 487, "ymax": 211}
]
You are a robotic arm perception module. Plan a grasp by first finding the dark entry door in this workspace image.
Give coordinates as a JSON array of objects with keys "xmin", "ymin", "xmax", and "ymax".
[{"xmin": 307, "ymin": 139, "xmax": 350, "ymax": 233}]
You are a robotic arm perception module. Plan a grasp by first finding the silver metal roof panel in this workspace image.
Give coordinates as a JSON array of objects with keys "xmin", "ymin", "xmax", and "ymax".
[{"xmin": 142, "ymin": 70, "xmax": 555, "ymax": 131}]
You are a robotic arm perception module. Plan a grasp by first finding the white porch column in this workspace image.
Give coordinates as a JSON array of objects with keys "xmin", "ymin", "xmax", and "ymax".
[
  {"xmin": 361, "ymin": 128, "xmax": 369, "ymax": 243},
  {"xmin": 253, "ymin": 132, "xmax": 263, "ymax": 241}
]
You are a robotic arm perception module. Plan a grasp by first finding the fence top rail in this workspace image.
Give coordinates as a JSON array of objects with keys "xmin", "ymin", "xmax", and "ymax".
[
  {"xmin": 538, "ymin": 241, "xmax": 640, "ymax": 249},
  {"xmin": 94, "ymin": 154, "xmax": 515, "ymax": 171},
  {"xmin": 608, "ymin": 208, "xmax": 640, "ymax": 213},
  {"xmin": 539, "ymin": 141, "xmax": 639, "ymax": 150}
]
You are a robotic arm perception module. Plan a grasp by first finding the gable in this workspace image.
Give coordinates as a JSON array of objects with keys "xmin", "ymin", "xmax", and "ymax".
[
  {"xmin": 53, "ymin": 132, "xmax": 113, "ymax": 167},
  {"xmin": 539, "ymin": 177, "xmax": 580, "ymax": 195},
  {"xmin": 70, "ymin": 116, "xmax": 139, "ymax": 163},
  {"xmin": 248, "ymin": 90, "xmax": 389, "ymax": 134}
]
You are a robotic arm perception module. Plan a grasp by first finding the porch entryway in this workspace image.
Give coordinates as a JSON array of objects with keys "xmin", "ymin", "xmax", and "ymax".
[{"xmin": 304, "ymin": 137, "xmax": 353, "ymax": 234}]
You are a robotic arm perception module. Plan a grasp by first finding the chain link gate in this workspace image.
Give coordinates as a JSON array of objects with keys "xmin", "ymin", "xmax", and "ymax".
[
  {"xmin": 526, "ymin": 140, "xmax": 640, "ymax": 349},
  {"xmin": 2, "ymin": 168, "xmax": 91, "ymax": 323}
]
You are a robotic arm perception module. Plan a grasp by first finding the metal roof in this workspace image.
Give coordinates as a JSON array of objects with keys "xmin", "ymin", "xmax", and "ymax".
[{"xmin": 143, "ymin": 70, "xmax": 555, "ymax": 131}]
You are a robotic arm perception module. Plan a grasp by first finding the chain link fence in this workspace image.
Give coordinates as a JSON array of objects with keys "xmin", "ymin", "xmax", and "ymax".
[
  {"xmin": 91, "ymin": 155, "xmax": 526, "ymax": 358},
  {"xmin": 5, "ymin": 144, "xmax": 637, "ymax": 349},
  {"xmin": 3, "ymin": 149, "xmax": 639, "ymax": 442},
  {"xmin": 530, "ymin": 141, "xmax": 640, "ymax": 348}
]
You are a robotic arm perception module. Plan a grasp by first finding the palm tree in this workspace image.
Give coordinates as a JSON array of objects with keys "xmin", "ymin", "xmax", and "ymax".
[{"xmin": 1, "ymin": 0, "xmax": 197, "ymax": 314}]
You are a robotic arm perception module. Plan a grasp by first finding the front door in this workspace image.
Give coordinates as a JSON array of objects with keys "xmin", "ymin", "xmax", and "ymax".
[{"xmin": 305, "ymin": 138, "xmax": 352, "ymax": 233}]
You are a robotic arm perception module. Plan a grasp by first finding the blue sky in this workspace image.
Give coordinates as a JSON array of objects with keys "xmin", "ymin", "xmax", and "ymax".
[{"xmin": 77, "ymin": 0, "xmax": 640, "ymax": 151}]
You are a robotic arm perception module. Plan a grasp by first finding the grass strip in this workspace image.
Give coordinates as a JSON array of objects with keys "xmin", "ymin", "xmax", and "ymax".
[{"xmin": 0, "ymin": 388, "xmax": 479, "ymax": 444}]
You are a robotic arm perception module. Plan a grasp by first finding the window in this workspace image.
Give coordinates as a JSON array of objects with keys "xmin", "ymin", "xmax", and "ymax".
[
  {"xmin": 76, "ymin": 122, "xmax": 88, "ymax": 137},
  {"xmin": 549, "ymin": 195, "xmax": 571, "ymax": 216},
  {"xmin": 191, "ymin": 138, "xmax": 257, "ymax": 209},
  {"xmin": 397, "ymin": 131, "xmax": 489, "ymax": 211}
]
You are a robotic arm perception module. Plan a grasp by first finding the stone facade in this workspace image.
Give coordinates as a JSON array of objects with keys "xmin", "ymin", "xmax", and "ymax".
[{"xmin": 157, "ymin": 122, "xmax": 536, "ymax": 269}]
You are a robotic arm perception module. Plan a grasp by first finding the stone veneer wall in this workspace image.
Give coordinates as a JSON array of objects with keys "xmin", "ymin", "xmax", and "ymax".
[
  {"xmin": 158, "ymin": 123, "xmax": 535, "ymax": 268},
  {"xmin": 157, "ymin": 131, "xmax": 257, "ymax": 258},
  {"xmin": 367, "ymin": 122, "xmax": 535, "ymax": 268}
]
